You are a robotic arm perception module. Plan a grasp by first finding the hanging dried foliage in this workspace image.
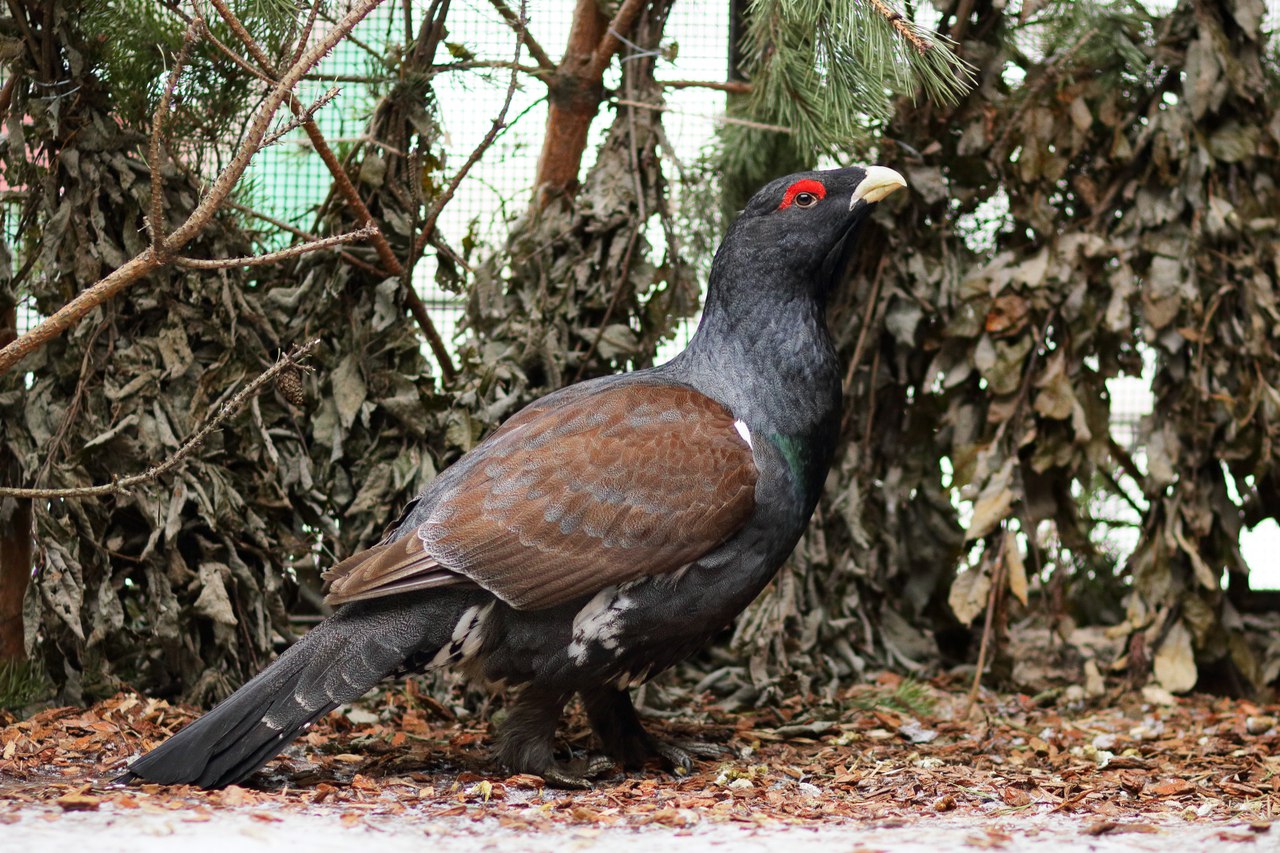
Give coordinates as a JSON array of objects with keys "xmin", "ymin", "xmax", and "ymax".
[
  {"xmin": 731, "ymin": 0, "xmax": 1280, "ymax": 697},
  {"xmin": 456, "ymin": 0, "xmax": 698, "ymax": 430},
  {"xmin": 0, "ymin": 0, "xmax": 447, "ymax": 704},
  {"xmin": 0, "ymin": 41, "xmax": 297, "ymax": 702}
]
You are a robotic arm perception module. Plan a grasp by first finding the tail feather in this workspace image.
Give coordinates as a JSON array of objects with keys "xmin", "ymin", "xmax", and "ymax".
[{"xmin": 120, "ymin": 590, "xmax": 474, "ymax": 788}]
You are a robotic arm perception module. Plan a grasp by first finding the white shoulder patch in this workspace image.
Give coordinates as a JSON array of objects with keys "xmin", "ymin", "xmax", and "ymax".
[{"xmin": 733, "ymin": 419, "xmax": 753, "ymax": 450}]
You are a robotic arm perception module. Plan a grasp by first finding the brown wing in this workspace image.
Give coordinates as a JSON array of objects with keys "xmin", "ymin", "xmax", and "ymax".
[{"xmin": 323, "ymin": 381, "xmax": 757, "ymax": 610}]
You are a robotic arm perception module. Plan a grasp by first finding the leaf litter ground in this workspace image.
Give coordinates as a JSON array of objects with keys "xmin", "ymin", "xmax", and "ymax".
[{"xmin": 2, "ymin": 674, "xmax": 1278, "ymax": 851}]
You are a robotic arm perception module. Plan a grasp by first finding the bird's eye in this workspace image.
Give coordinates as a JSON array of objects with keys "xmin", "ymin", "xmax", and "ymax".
[{"xmin": 777, "ymin": 179, "xmax": 827, "ymax": 210}]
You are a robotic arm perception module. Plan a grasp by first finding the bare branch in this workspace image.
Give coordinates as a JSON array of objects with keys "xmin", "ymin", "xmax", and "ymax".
[
  {"xmin": 660, "ymin": 78, "xmax": 752, "ymax": 94},
  {"xmin": 0, "ymin": 250, "xmax": 164, "ymax": 376},
  {"xmin": 0, "ymin": 340, "xmax": 321, "ymax": 500},
  {"xmin": 261, "ymin": 85, "xmax": 341, "ymax": 148},
  {"xmin": 149, "ymin": 18, "xmax": 202, "ymax": 250},
  {"xmin": 586, "ymin": 0, "xmax": 648, "ymax": 80},
  {"xmin": 176, "ymin": 224, "xmax": 377, "ymax": 270},
  {"xmin": 290, "ymin": 0, "xmax": 323, "ymax": 68},
  {"xmin": 613, "ymin": 97, "xmax": 793, "ymax": 134},
  {"xmin": 430, "ymin": 59, "xmax": 547, "ymax": 78},
  {"xmin": 487, "ymin": 0, "xmax": 554, "ymax": 70},
  {"xmin": 208, "ymin": 0, "xmax": 458, "ymax": 383},
  {"xmin": 300, "ymin": 72, "xmax": 394, "ymax": 84},
  {"xmin": 229, "ymin": 201, "xmax": 387, "ymax": 277},
  {"xmin": 964, "ymin": 535, "xmax": 1008, "ymax": 716},
  {"xmin": 407, "ymin": 0, "xmax": 524, "ymax": 276}
]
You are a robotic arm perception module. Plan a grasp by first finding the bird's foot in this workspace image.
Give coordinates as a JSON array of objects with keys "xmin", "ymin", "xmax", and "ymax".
[
  {"xmin": 651, "ymin": 738, "xmax": 724, "ymax": 777},
  {"xmin": 538, "ymin": 754, "xmax": 617, "ymax": 789}
]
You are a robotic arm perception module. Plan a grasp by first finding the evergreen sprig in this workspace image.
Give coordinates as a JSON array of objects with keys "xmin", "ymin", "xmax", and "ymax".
[{"xmin": 739, "ymin": 0, "xmax": 974, "ymax": 154}]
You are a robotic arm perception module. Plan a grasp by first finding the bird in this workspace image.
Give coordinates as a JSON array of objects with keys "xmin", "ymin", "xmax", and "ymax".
[{"xmin": 119, "ymin": 165, "xmax": 907, "ymax": 790}]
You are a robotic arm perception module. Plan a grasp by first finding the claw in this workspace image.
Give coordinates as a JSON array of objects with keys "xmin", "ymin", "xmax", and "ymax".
[
  {"xmin": 652, "ymin": 738, "xmax": 723, "ymax": 776},
  {"xmin": 539, "ymin": 754, "xmax": 617, "ymax": 789},
  {"xmin": 540, "ymin": 767, "xmax": 593, "ymax": 789}
]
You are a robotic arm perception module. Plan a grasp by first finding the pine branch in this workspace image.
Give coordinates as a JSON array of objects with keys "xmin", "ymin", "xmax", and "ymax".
[
  {"xmin": 731, "ymin": 0, "xmax": 975, "ymax": 156},
  {"xmin": 0, "ymin": 0, "xmax": 389, "ymax": 378}
]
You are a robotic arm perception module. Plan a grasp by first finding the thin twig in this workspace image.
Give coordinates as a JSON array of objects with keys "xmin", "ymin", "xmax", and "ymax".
[
  {"xmin": 35, "ymin": 321, "xmax": 110, "ymax": 489},
  {"xmin": 261, "ymin": 85, "xmax": 342, "ymax": 148},
  {"xmin": 840, "ymin": 255, "xmax": 889, "ymax": 439},
  {"xmin": 149, "ymin": 18, "xmax": 201, "ymax": 250},
  {"xmin": 0, "ymin": 340, "xmax": 321, "ymax": 499},
  {"xmin": 229, "ymin": 201, "xmax": 386, "ymax": 277},
  {"xmin": 283, "ymin": 135, "xmax": 407, "ymax": 156},
  {"xmin": 964, "ymin": 536, "xmax": 1008, "ymax": 716},
  {"xmin": 430, "ymin": 59, "xmax": 548, "ymax": 77},
  {"xmin": 1099, "ymin": 466, "xmax": 1146, "ymax": 518},
  {"xmin": 487, "ymin": 0, "xmax": 554, "ymax": 70},
  {"xmin": 428, "ymin": 231, "xmax": 474, "ymax": 275},
  {"xmin": 176, "ymin": 224, "xmax": 377, "ymax": 269},
  {"xmin": 659, "ymin": 78, "xmax": 752, "ymax": 94},
  {"xmin": 407, "ymin": 0, "xmax": 526, "ymax": 272},
  {"xmin": 612, "ymin": 97, "xmax": 793, "ymax": 133},
  {"xmin": 300, "ymin": 72, "xmax": 395, "ymax": 84},
  {"xmin": 865, "ymin": 0, "xmax": 932, "ymax": 55}
]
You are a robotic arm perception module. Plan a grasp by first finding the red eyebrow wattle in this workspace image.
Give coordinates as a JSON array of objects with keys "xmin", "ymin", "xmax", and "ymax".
[{"xmin": 778, "ymin": 179, "xmax": 827, "ymax": 210}]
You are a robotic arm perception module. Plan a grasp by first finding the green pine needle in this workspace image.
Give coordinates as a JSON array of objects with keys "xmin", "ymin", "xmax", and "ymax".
[{"xmin": 739, "ymin": 0, "xmax": 976, "ymax": 155}]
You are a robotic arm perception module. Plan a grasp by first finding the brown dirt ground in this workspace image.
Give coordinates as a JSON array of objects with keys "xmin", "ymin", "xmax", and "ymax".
[{"xmin": 2, "ymin": 673, "xmax": 1278, "ymax": 837}]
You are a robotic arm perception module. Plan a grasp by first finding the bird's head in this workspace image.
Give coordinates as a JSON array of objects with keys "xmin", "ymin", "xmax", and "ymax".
[{"xmin": 717, "ymin": 165, "xmax": 908, "ymax": 298}]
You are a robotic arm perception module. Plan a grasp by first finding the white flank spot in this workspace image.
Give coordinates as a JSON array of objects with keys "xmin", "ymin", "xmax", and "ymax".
[
  {"xmin": 568, "ymin": 585, "xmax": 631, "ymax": 663},
  {"xmin": 733, "ymin": 419, "xmax": 753, "ymax": 450},
  {"xmin": 427, "ymin": 603, "xmax": 491, "ymax": 669},
  {"xmin": 458, "ymin": 602, "xmax": 494, "ymax": 661}
]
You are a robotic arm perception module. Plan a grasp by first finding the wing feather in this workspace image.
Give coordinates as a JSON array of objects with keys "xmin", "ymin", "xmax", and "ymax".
[{"xmin": 323, "ymin": 381, "xmax": 757, "ymax": 610}]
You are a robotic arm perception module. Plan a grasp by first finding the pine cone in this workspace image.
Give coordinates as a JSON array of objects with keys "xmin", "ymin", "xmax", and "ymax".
[{"xmin": 276, "ymin": 366, "xmax": 305, "ymax": 407}]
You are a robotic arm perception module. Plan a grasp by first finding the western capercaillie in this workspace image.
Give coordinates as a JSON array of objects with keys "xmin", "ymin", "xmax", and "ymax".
[{"xmin": 120, "ymin": 165, "xmax": 908, "ymax": 789}]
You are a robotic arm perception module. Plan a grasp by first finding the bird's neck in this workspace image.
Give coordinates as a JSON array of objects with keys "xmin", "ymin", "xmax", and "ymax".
[{"xmin": 671, "ymin": 267, "xmax": 842, "ymax": 502}]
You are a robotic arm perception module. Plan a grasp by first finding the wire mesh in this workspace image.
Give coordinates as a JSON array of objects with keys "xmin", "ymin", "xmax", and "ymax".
[{"xmin": 238, "ymin": 0, "xmax": 732, "ymax": 353}]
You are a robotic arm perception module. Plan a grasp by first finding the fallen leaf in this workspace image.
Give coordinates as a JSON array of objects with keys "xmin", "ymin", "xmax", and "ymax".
[{"xmin": 1150, "ymin": 778, "xmax": 1196, "ymax": 797}]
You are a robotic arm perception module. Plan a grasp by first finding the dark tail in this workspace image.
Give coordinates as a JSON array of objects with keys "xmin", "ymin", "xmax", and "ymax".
[{"xmin": 119, "ymin": 589, "xmax": 475, "ymax": 788}]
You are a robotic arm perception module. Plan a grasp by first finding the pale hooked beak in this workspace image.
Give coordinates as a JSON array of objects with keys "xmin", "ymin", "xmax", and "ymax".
[{"xmin": 850, "ymin": 166, "xmax": 908, "ymax": 209}]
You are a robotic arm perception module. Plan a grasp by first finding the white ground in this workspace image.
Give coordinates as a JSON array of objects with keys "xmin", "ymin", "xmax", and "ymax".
[{"xmin": 3, "ymin": 807, "xmax": 1274, "ymax": 853}]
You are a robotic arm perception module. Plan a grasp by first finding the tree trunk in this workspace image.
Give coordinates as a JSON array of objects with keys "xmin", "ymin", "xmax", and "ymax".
[
  {"xmin": 0, "ymin": 300, "xmax": 29, "ymax": 666},
  {"xmin": 533, "ymin": 0, "xmax": 609, "ymax": 201},
  {"xmin": 0, "ymin": 501, "xmax": 30, "ymax": 661},
  {"xmin": 0, "ymin": 301, "xmax": 29, "ymax": 661}
]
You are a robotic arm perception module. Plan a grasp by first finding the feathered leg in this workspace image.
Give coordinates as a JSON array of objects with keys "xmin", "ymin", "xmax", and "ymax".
[{"xmin": 581, "ymin": 687, "xmax": 721, "ymax": 775}]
